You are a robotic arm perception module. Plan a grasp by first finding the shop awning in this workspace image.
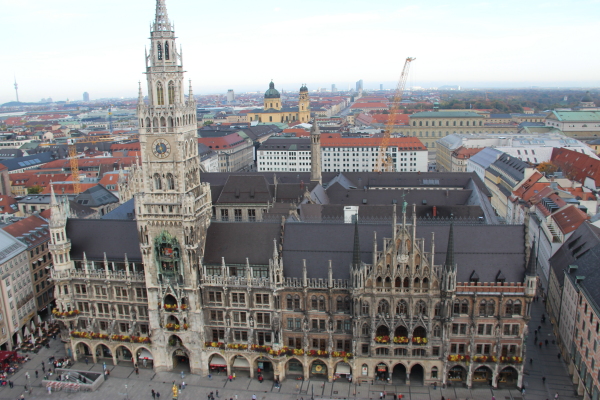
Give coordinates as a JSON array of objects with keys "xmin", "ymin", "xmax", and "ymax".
[
  {"xmin": 138, "ymin": 349, "xmax": 153, "ymax": 360},
  {"xmin": 210, "ymin": 354, "xmax": 227, "ymax": 367},
  {"xmin": 233, "ymin": 357, "xmax": 250, "ymax": 368},
  {"xmin": 336, "ymin": 363, "xmax": 351, "ymax": 375}
]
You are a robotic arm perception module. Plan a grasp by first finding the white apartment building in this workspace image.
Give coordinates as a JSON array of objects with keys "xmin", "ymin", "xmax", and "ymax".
[
  {"xmin": 257, "ymin": 136, "xmax": 428, "ymax": 173},
  {"xmin": 0, "ymin": 229, "xmax": 36, "ymax": 349}
]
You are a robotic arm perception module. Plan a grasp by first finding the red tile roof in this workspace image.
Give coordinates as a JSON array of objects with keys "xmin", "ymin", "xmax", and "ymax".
[
  {"xmin": 452, "ymin": 147, "xmax": 483, "ymax": 159},
  {"xmin": 551, "ymin": 147, "xmax": 600, "ymax": 183},
  {"xmin": 371, "ymin": 114, "xmax": 410, "ymax": 125},
  {"xmin": 350, "ymin": 102, "xmax": 388, "ymax": 109},
  {"xmin": 3, "ymin": 215, "xmax": 49, "ymax": 247},
  {"xmin": 552, "ymin": 205, "xmax": 589, "ymax": 234},
  {"xmin": 0, "ymin": 196, "xmax": 17, "ymax": 214},
  {"xmin": 197, "ymin": 133, "xmax": 248, "ymax": 149}
]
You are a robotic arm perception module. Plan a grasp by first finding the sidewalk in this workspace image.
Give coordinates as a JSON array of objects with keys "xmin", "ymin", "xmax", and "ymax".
[{"xmin": 523, "ymin": 297, "xmax": 581, "ymax": 400}]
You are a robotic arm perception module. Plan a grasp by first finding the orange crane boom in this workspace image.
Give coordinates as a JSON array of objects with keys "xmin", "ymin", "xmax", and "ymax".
[{"xmin": 376, "ymin": 57, "xmax": 415, "ymax": 172}]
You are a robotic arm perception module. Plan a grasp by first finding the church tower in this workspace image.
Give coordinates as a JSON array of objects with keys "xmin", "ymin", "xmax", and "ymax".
[
  {"xmin": 136, "ymin": 0, "xmax": 212, "ymax": 372},
  {"xmin": 310, "ymin": 120, "xmax": 322, "ymax": 184},
  {"xmin": 298, "ymin": 84, "xmax": 310, "ymax": 122}
]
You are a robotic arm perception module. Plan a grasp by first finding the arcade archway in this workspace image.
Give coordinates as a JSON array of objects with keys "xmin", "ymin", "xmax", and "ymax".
[
  {"xmin": 286, "ymin": 358, "xmax": 303, "ymax": 379},
  {"xmin": 498, "ymin": 366, "xmax": 519, "ymax": 387},
  {"xmin": 172, "ymin": 348, "xmax": 190, "ymax": 372},
  {"xmin": 310, "ymin": 359, "xmax": 328, "ymax": 380},
  {"xmin": 392, "ymin": 363, "xmax": 406, "ymax": 384},
  {"xmin": 472, "ymin": 366, "xmax": 493, "ymax": 386},
  {"xmin": 410, "ymin": 364, "xmax": 424, "ymax": 385}
]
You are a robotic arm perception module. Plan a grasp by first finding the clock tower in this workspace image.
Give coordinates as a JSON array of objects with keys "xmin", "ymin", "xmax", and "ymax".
[{"xmin": 136, "ymin": 0, "xmax": 212, "ymax": 372}]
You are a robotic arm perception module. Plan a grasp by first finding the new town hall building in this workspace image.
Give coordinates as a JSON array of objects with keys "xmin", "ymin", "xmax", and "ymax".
[{"xmin": 49, "ymin": 0, "xmax": 536, "ymax": 388}]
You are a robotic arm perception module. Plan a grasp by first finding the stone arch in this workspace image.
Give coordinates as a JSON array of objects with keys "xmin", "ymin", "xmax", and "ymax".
[
  {"xmin": 145, "ymin": 117, "xmax": 151, "ymax": 128},
  {"xmin": 286, "ymin": 357, "xmax": 303, "ymax": 378},
  {"xmin": 448, "ymin": 365, "xmax": 467, "ymax": 382},
  {"xmin": 334, "ymin": 360, "xmax": 352, "ymax": 377},
  {"xmin": 376, "ymin": 276, "xmax": 383, "ymax": 287},
  {"xmin": 392, "ymin": 362, "xmax": 407, "ymax": 384},
  {"xmin": 473, "ymin": 365, "xmax": 493, "ymax": 386},
  {"xmin": 394, "ymin": 325, "xmax": 408, "ymax": 338},
  {"xmin": 384, "ymin": 277, "xmax": 392, "ymax": 287},
  {"xmin": 310, "ymin": 358, "xmax": 328, "ymax": 378},
  {"xmin": 403, "ymin": 277, "xmax": 409, "ymax": 288},
  {"xmin": 73, "ymin": 341, "xmax": 92, "ymax": 361},
  {"xmin": 135, "ymin": 346, "xmax": 153, "ymax": 368},
  {"xmin": 376, "ymin": 325, "xmax": 390, "ymax": 337},
  {"xmin": 498, "ymin": 366, "xmax": 519, "ymax": 387},
  {"xmin": 422, "ymin": 277, "xmax": 429, "ymax": 289},
  {"xmin": 395, "ymin": 277, "xmax": 401, "ymax": 287},
  {"xmin": 413, "ymin": 326, "xmax": 427, "ymax": 339},
  {"xmin": 230, "ymin": 354, "xmax": 251, "ymax": 377},
  {"xmin": 95, "ymin": 343, "xmax": 112, "ymax": 360},
  {"xmin": 160, "ymin": 116, "xmax": 166, "ymax": 127},
  {"xmin": 163, "ymin": 293, "xmax": 178, "ymax": 309},
  {"xmin": 167, "ymin": 334, "xmax": 184, "ymax": 347},
  {"xmin": 410, "ymin": 363, "xmax": 424, "ymax": 385},
  {"xmin": 168, "ymin": 116, "xmax": 174, "ymax": 127},
  {"xmin": 115, "ymin": 344, "xmax": 133, "ymax": 363}
]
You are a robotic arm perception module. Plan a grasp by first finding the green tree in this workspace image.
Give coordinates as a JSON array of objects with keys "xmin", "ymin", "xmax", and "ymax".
[
  {"xmin": 203, "ymin": 121, "xmax": 213, "ymax": 126},
  {"xmin": 28, "ymin": 185, "xmax": 43, "ymax": 194}
]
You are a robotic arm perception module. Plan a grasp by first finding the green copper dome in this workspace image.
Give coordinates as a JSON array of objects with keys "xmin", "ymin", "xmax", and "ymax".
[
  {"xmin": 300, "ymin": 84, "xmax": 308, "ymax": 92},
  {"xmin": 581, "ymin": 91, "xmax": 594, "ymax": 103},
  {"xmin": 264, "ymin": 81, "xmax": 280, "ymax": 99}
]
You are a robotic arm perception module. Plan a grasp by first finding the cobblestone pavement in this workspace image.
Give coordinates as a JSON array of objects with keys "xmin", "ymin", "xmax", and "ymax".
[{"xmin": 0, "ymin": 299, "xmax": 582, "ymax": 400}]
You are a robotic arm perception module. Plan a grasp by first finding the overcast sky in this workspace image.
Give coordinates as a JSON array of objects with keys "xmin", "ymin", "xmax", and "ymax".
[{"xmin": 2, "ymin": 0, "xmax": 599, "ymax": 104}]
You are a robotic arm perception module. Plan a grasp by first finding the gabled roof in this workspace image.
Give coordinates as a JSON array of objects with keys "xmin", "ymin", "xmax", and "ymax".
[
  {"xmin": 3, "ymin": 215, "xmax": 49, "ymax": 249},
  {"xmin": 66, "ymin": 219, "xmax": 142, "ymax": 261},
  {"xmin": 74, "ymin": 185, "xmax": 119, "ymax": 207},
  {"xmin": 216, "ymin": 175, "xmax": 272, "ymax": 204},
  {"xmin": 552, "ymin": 205, "xmax": 589, "ymax": 235}
]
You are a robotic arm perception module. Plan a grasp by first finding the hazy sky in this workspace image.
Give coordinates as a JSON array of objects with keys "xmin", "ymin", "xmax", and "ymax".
[{"xmin": 2, "ymin": 0, "xmax": 599, "ymax": 103}]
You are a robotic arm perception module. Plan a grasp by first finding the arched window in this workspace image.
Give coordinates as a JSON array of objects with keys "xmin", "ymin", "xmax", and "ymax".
[
  {"xmin": 479, "ymin": 300, "xmax": 487, "ymax": 316},
  {"xmin": 376, "ymin": 277, "xmax": 383, "ymax": 287},
  {"xmin": 362, "ymin": 301, "xmax": 370, "ymax": 315},
  {"xmin": 337, "ymin": 296, "xmax": 343, "ymax": 311},
  {"xmin": 145, "ymin": 117, "xmax": 151, "ymax": 128},
  {"xmin": 453, "ymin": 300, "xmax": 461, "ymax": 315},
  {"xmin": 156, "ymin": 82, "xmax": 164, "ymax": 106},
  {"xmin": 311, "ymin": 296, "xmax": 318, "ymax": 310},
  {"xmin": 395, "ymin": 277, "xmax": 401, "ymax": 287},
  {"xmin": 153, "ymin": 173, "xmax": 162, "ymax": 190},
  {"xmin": 486, "ymin": 300, "xmax": 495, "ymax": 316},
  {"xmin": 168, "ymin": 81, "xmax": 175, "ymax": 104},
  {"xmin": 157, "ymin": 42, "xmax": 163, "ymax": 60},
  {"xmin": 415, "ymin": 300, "xmax": 427, "ymax": 315},
  {"xmin": 461, "ymin": 300, "xmax": 469, "ymax": 314},
  {"xmin": 505, "ymin": 300, "xmax": 513, "ymax": 316},
  {"xmin": 164, "ymin": 41, "xmax": 170, "ymax": 60},
  {"xmin": 396, "ymin": 300, "xmax": 408, "ymax": 315},
  {"xmin": 166, "ymin": 173, "xmax": 175, "ymax": 190},
  {"xmin": 318, "ymin": 296, "xmax": 325, "ymax": 311},
  {"xmin": 433, "ymin": 325, "xmax": 441, "ymax": 337},
  {"xmin": 513, "ymin": 300, "xmax": 522, "ymax": 315},
  {"xmin": 286, "ymin": 295, "xmax": 293, "ymax": 310},
  {"xmin": 344, "ymin": 296, "xmax": 350, "ymax": 311},
  {"xmin": 434, "ymin": 302, "xmax": 442, "ymax": 316},
  {"xmin": 294, "ymin": 295, "xmax": 300, "ymax": 310},
  {"xmin": 378, "ymin": 300, "xmax": 390, "ymax": 315},
  {"xmin": 359, "ymin": 324, "xmax": 370, "ymax": 337}
]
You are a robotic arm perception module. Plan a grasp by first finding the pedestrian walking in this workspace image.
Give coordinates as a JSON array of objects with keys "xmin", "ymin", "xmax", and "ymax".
[
  {"xmin": 135, "ymin": 367, "xmax": 139, "ymax": 375},
  {"xmin": 530, "ymin": 358, "xmax": 533, "ymax": 365},
  {"xmin": 558, "ymin": 353, "xmax": 561, "ymax": 360},
  {"xmin": 181, "ymin": 370, "xmax": 185, "ymax": 379},
  {"xmin": 539, "ymin": 341, "xmax": 543, "ymax": 349},
  {"xmin": 42, "ymin": 365, "xmax": 45, "ymax": 373},
  {"xmin": 235, "ymin": 395, "xmax": 238, "ymax": 400},
  {"xmin": 545, "ymin": 339, "xmax": 549, "ymax": 346},
  {"xmin": 380, "ymin": 392, "xmax": 383, "ymax": 400},
  {"xmin": 182, "ymin": 381, "xmax": 186, "ymax": 390},
  {"xmin": 152, "ymin": 389, "xmax": 156, "ymax": 399},
  {"xmin": 233, "ymin": 372, "xmax": 236, "ymax": 380},
  {"xmin": 208, "ymin": 373, "xmax": 212, "ymax": 380},
  {"xmin": 229, "ymin": 374, "xmax": 232, "ymax": 382},
  {"xmin": 47, "ymin": 385, "xmax": 51, "ymax": 394},
  {"xmin": 252, "ymin": 395, "xmax": 257, "ymax": 400},
  {"xmin": 384, "ymin": 391, "xmax": 387, "ymax": 399},
  {"xmin": 156, "ymin": 391, "xmax": 160, "ymax": 399},
  {"xmin": 85, "ymin": 357, "xmax": 89, "ymax": 365},
  {"xmin": 143, "ymin": 359, "xmax": 147, "ymax": 368},
  {"xmin": 554, "ymin": 393, "xmax": 559, "ymax": 399},
  {"xmin": 543, "ymin": 376, "xmax": 546, "ymax": 384},
  {"xmin": 35, "ymin": 370, "xmax": 38, "ymax": 378},
  {"xmin": 8, "ymin": 380, "xmax": 12, "ymax": 388}
]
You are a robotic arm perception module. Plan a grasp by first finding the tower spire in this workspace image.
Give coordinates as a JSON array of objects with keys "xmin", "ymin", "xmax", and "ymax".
[
  {"xmin": 352, "ymin": 217, "xmax": 361, "ymax": 269},
  {"xmin": 153, "ymin": 0, "xmax": 171, "ymax": 32},
  {"xmin": 188, "ymin": 80, "xmax": 194, "ymax": 102},
  {"xmin": 138, "ymin": 81, "xmax": 144, "ymax": 104},
  {"xmin": 310, "ymin": 119, "xmax": 322, "ymax": 184},
  {"xmin": 445, "ymin": 221, "xmax": 455, "ymax": 268}
]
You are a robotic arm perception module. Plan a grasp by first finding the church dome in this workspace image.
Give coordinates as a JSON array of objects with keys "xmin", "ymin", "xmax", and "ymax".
[
  {"xmin": 581, "ymin": 91, "xmax": 594, "ymax": 103},
  {"xmin": 300, "ymin": 84, "xmax": 308, "ymax": 92},
  {"xmin": 264, "ymin": 81, "xmax": 280, "ymax": 99}
]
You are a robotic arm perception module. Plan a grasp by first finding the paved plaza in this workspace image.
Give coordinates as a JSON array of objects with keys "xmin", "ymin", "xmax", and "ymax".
[{"xmin": 0, "ymin": 299, "xmax": 582, "ymax": 400}]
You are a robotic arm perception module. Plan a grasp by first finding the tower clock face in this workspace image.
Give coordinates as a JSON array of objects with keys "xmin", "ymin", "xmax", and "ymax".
[{"xmin": 152, "ymin": 139, "xmax": 171, "ymax": 159}]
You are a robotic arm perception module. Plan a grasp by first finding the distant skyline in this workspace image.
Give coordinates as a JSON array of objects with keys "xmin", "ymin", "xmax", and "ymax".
[{"xmin": 1, "ymin": 0, "xmax": 599, "ymax": 104}]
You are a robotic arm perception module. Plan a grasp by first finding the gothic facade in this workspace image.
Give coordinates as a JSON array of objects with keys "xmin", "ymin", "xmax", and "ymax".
[{"xmin": 49, "ymin": 0, "xmax": 535, "ymax": 389}]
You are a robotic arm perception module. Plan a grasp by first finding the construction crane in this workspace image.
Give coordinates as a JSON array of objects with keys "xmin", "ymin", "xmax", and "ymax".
[
  {"xmin": 376, "ymin": 57, "xmax": 415, "ymax": 172},
  {"xmin": 40, "ymin": 136, "xmax": 120, "ymax": 194}
]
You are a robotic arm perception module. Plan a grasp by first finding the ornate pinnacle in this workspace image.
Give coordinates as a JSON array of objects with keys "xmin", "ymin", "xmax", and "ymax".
[{"xmin": 153, "ymin": 0, "xmax": 171, "ymax": 32}]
